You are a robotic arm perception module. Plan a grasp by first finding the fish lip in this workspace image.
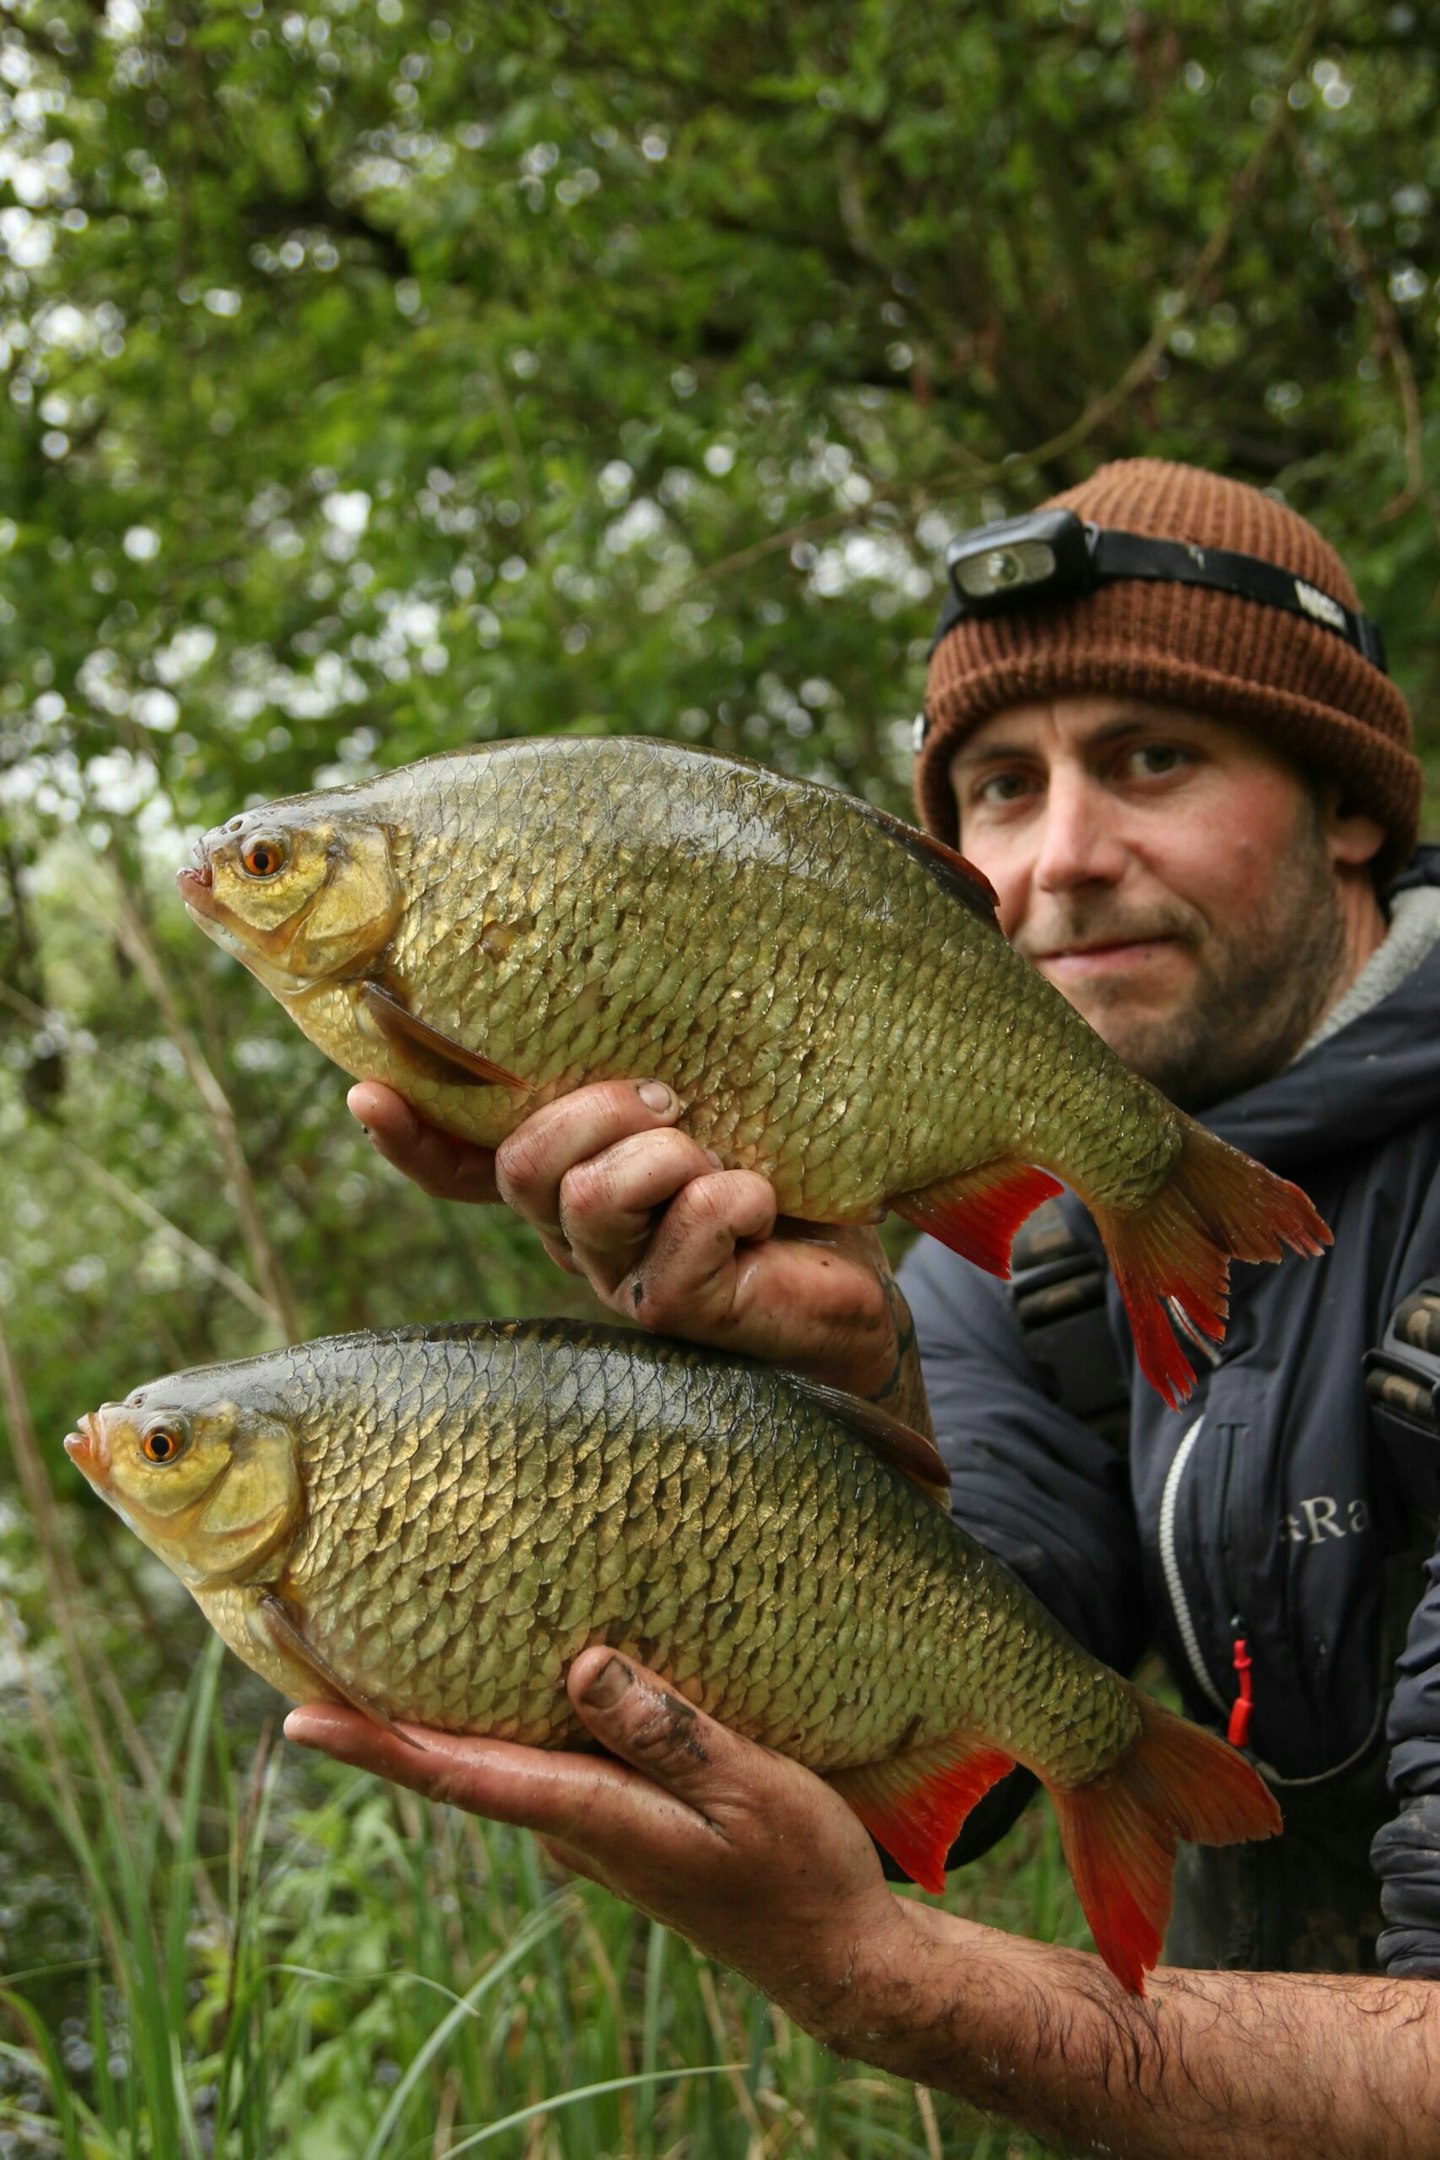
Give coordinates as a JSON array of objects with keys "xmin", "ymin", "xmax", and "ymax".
[
  {"xmin": 176, "ymin": 861, "xmax": 215, "ymax": 914},
  {"xmin": 64, "ymin": 1409, "xmax": 109, "ymax": 1477}
]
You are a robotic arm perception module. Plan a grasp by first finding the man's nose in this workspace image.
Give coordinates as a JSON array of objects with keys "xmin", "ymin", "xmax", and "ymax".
[{"xmin": 1032, "ymin": 771, "xmax": 1127, "ymax": 892}]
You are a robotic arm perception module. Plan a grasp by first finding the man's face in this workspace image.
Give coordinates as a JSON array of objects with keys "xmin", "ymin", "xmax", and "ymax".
[{"xmin": 949, "ymin": 695, "xmax": 1376, "ymax": 1111}]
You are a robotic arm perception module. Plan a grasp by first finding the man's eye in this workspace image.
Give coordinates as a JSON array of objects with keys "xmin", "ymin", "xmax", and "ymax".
[
  {"xmin": 1127, "ymin": 743, "xmax": 1188, "ymax": 779},
  {"xmin": 974, "ymin": 770, "xmax": 1034, "ymax": 807}
]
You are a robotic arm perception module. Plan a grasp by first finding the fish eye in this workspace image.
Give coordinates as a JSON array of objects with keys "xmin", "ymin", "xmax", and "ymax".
[
  {"xmin": 240, "ymin": 833, "xmax": 288, "ymax": 879},
  {"xmin": 141, "ymin": 1424, "xmax": 187, "ymax": 1465}
]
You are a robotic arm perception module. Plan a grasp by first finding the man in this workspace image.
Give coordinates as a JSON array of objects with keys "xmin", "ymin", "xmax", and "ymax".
[{"xmin": 287, "ymin": 462, "xmax": 1440, "ymax": 2153}]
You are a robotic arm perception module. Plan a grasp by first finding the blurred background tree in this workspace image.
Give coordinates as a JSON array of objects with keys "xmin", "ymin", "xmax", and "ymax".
[
  {"xmin": 2, "ymin": 0, "xmax": 1436, "ymax": 1439},
  {"xmin": 0, "ymin": 0, "xmax": 1436, "ymax": 2147}
]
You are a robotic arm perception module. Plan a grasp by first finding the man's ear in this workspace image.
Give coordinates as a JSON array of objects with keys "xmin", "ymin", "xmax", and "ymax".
[{"xmin": 1321, "ymin": 785, "xmax": 1386, "ymax": 872}]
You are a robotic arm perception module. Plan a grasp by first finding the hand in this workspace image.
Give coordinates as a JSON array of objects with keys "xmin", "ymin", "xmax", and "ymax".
[
  {"xmin": 348, "ymin": 1079, "xmax": 503, "ymax": 1204},
  {"xmin": 348, "ymin": 1078, "xmax": 913, "ymax": 1403},
  {"xmin": 283, "ymin": 1649, "xmax": 915, "ymax": 2025}
]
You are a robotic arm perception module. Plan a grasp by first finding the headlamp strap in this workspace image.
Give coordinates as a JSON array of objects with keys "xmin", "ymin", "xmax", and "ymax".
[
  {"xmin": 1087, "ymin": 529, "xmax": 1387, "ymax": 672},
  {"xmin": 933, "ymin": 517, "xmax": 1387, "ymax": 674}
]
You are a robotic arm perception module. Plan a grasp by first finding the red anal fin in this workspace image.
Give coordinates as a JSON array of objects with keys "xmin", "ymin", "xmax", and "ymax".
[
  {"xmin": 829, "ymin": 1735, "xmax": 1015, "ymax": 1892},
  {"xmin": 890, "ymin": 1159, "xmax": 1064, "ymax": 1278},
  {"xmin": 358, "ymin": 982, "xmax": 531, "ymax": 1093},
  {"xmin": 1048, "ymin": 1694, "xmax": 1281, "ymax": 1995},
  {"xmin": 784, "ymin": 1375, "xmax": 950, "ymax": 1510},
  {"xmin": 259, "ymin": 1592, "xmax": 428, "ymax": 1754}
]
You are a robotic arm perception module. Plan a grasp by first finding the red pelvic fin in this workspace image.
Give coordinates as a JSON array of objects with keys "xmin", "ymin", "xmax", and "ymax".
[
  {"xmin": 1090, "ymin": 1119, "xmax": 1331, "ymax": 1408},
  {"xmin": 890, "ymin": 1159, "xmax": 1064, "ymax": 1278},
  {"xmin": 1048, "ymin": 1695, "xmax": 1282, "ymax": 1995},
  {"xmin": 828, "ymin": 1734, "xmax": 1015, "ymax": 1893}
]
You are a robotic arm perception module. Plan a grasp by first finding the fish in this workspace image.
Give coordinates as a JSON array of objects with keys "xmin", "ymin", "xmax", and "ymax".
[
  {"xmin": 177, "ymin": 737, "xmax": 1329, "ymax": 1404},
  {"xmin": 66, "ymin": 1318, "xmax": 1281, "ymax": 1994}
]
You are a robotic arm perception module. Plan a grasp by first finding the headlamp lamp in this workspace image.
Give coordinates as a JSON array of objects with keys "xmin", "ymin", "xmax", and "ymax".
[{"xmin": 934, "ymin": 507, "xmax": 1387, "ymax": 673}]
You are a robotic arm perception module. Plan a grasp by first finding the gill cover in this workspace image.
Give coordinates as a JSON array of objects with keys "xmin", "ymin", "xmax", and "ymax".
[
  {"xmin": 98, "ymin": 1396, "xmax": 304, "ymax": 1592},
  {"xmin": 193, "ymin": 815, "xmax": 402, "ymax": 990}
]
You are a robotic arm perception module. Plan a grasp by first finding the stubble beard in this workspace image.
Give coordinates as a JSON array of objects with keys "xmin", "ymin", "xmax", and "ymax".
[{"xmin": 1026, "ymin": 814, "xmax": 1350, "ymax": 1114}]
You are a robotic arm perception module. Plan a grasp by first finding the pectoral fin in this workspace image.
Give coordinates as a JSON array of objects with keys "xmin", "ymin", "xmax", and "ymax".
[
  {"xmin": 259, "ymin": 1592, "xmax": 428, "ymax": 1752},
  {"xmin": 358, "ymin": 982, "xmax": 531, "ymax": 1093}
]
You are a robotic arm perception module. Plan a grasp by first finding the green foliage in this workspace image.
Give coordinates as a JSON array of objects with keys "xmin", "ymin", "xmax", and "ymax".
[
  {"xmin": 0, "ymin": 1621, "xmax": 1074, "ymax": 2154},
  {"xmin": 0, "ymin": 0, "xmax": 1436, "ymax": 1444},
  {"xmin": 0, "ymin": 1, "xmax": 1436, "ymax": 2148}
]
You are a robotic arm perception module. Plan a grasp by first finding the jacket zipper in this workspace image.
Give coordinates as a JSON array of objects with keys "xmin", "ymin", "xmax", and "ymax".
[
  {"xmin": 1157, "ymin": 1415, "xmax": 1229, "ymax": 1719},
  {"xmin": 1159, "ymin": 1410, "xmax": 1388, "ymax": 1787}
]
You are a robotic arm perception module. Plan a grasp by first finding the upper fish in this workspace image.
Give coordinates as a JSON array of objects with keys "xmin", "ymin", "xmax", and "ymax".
[{"xmin": 178, "ymin": 736, "xmax": 1329, "ymax": 1403}]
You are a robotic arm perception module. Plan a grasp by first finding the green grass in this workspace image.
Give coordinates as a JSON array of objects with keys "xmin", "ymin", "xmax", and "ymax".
[{"xmin": 0, "ymin": 1594, "xmax": 1081, "ymax": 2160}]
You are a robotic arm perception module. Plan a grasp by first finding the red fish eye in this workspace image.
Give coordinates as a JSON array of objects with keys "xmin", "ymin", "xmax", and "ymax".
[
  {"xmin": 142, "ymin": 1427, "xmax": 185, "ymax": 1464},
  {"xmin": 240, "ymin": 835, "xmax": 287, "ymax": 879}
]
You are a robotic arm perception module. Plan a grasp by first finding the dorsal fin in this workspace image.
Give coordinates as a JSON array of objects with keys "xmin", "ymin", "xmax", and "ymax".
[
  {"xmin": 850, "ymin": 799, "xmax": 999, "ymax": 928},
  {"xmin": 784, "ymin": 1373, "xmax": 951, "ymax": 1509}
]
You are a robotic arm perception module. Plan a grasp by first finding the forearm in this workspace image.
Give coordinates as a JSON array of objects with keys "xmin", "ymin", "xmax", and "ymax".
[
  {"xmin": 867, "ymin": 1263, "xmax": 936, "ymax": 1440},
  {"xmin": 805, "ymin": 1900, "xmax": 1440, "ymax": 2160}
]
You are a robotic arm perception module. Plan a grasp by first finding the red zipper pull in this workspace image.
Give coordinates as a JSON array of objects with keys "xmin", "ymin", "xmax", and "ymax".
[{"xmin": 1227, "ymin": 1620, "xmax": 1254, "ymax": 1749}]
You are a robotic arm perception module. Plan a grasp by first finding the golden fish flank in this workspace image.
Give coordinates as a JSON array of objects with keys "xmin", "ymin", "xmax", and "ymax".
[
  {"xmin": 67, "ymin": 1320, "xmax": 1282, "ymax": 1994},
  {"xmin": 178, "ymin": 737, "xmax": 1329, "ymax": 1405}
]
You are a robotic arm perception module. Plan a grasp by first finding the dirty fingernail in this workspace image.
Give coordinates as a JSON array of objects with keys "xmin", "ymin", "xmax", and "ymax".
[
  {"xmin": 636, "ymin": 1080, "xmax": 676, "ymax": 1115},
  {"xmin": 582, "ymin": 1656, "xmax": 633, "ymax": 1709}
]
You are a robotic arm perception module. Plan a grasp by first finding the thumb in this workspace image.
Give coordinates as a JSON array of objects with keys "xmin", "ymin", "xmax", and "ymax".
[{"xmin": 566, "ymin": 1650, "xmax": 736, "ymax": 1812}]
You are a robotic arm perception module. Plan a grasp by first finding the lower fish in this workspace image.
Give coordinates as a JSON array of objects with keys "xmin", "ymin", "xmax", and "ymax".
[{"xmin": 66, "ymin": 1320, "xmax": 1281, "ymax": 1993}]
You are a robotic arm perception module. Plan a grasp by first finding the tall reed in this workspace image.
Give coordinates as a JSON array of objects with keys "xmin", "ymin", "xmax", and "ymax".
[{"xmin": 1, "ymin": 1591, "xmax": 1074, "ymax": 2156}]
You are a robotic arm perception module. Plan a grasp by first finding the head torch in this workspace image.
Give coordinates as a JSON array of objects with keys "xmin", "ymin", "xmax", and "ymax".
[{"xmin": 933, "ymin": 507, "xmax": 1387, "ymax": 673}]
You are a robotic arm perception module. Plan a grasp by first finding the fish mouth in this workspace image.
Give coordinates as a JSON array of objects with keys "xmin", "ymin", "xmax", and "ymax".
[
  {"xmin": 176, "ymin": 860, "xmax": 216, "ymax": 918},
  {"xmin": 64, "ymin": 1409, "xmax": 110, "ymax": 1480}
]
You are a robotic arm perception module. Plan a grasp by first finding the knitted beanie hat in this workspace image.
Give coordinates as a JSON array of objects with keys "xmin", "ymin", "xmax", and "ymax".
[{"xmin": 917, "ymin": 459, "xmax": 1420, "ymax": 880}]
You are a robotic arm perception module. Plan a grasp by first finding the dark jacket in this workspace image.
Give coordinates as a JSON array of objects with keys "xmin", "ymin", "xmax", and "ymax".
[{"xmin": 898, "ymin": 845, "xmax": 1440, "ymax": 1975}]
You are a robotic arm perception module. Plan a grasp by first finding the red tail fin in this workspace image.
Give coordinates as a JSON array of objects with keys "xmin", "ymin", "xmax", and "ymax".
[
  {"xmin": 1092, "ymin": 1120, "xmax": 1330, "ymax": 1408},
  {"xmin": 1048, "ymin": 1696, "xmax": 1282, "ymax": 1994}
]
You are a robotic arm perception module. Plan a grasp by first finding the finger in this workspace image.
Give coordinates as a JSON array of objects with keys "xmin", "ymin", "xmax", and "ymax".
[
  {"xmin": 282, "ymin": 1701, "xmax": 713, "ymax": 1851},
  {"xmin": 619, "ymin": 1169, "xmax": 778, "ymax": 1330},
  {"xmin": 347, "ymin": 1083, "xmax": 501, "ymax": 1204},
  {"xmin": 561, "ymin": 1656, "xmax": 894, "ymax": 1913},
  {"xmin": 564, "ymin": 1651, "xmax": 760, "ymax": 1825},
  {"xmin": 555, "ymin": 1127, "xmax": 724, "ymax": 1289},
  {"xmin": 537, "ymin": 1835, "xmax": 608, "ymax": 1886},
  {"xmin": 495, "ymin": 1079, "xmax": 683, "ymax": 1234},
  {"xmin": 632, "ymin": 1208, "xmax": 900, "ymax": 1396}
]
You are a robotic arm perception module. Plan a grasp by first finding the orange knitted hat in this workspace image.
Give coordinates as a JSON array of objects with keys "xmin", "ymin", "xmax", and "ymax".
[{"xmin": 917, "ymin": 459, "xmax": 1420, "ymax": 880}]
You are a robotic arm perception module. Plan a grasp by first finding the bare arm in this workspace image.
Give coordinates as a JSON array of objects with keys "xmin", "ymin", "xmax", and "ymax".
[
  {"xmin": 289, "ymin": 1656, "xmax": 1438, "ymax": 2160},
  {"xmin": 348, "ymin": 1077, "xmax": 934, "ymax": 1434}
]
